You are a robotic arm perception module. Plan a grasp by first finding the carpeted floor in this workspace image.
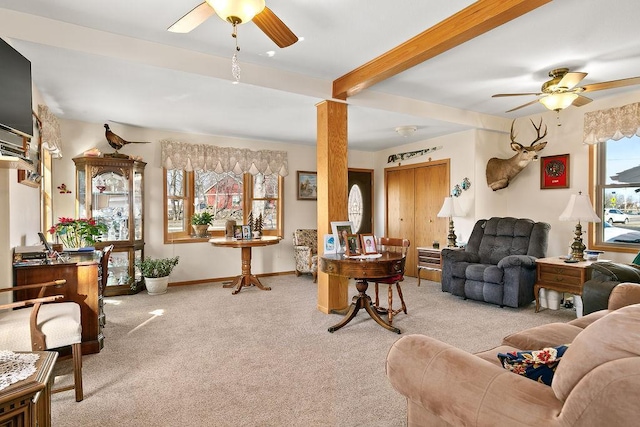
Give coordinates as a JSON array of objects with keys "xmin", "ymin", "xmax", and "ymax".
[{"xmin": 51, "ymin": 275, "xmax": 575, "ymax": 426}]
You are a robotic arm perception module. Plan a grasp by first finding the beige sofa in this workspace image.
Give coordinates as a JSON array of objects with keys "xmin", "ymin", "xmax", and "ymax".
[{"xmin": 386, "ymin": 283, "xmax": 640, "ymax": 426}]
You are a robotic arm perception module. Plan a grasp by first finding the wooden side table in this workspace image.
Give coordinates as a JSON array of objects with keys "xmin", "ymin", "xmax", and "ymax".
[
  {"xmin": 534, "ymin": 257, "xmax": 594, "ymax": 313},
  {"xmin": 416, "ymin": 247, "xmax": 443, "ymax": 285},
  {"xmin": 0, "ymin": 351, "xmax": 57, "ymax": 427}
]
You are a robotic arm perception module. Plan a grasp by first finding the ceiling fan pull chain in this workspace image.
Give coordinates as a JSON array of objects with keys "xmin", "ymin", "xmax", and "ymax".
[{"xmin": 231, "ymin": 23, "xmax": 241, "ymax": 84}]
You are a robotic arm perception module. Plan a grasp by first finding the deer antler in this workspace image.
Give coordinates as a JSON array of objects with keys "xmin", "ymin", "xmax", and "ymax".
[
  {"xmin": 510, "ymin": 118, "xmax": 548, "ymax": 147},
  {"xmin": 528, "ymin": 118, "xmax": 548, "ymax": 146}
]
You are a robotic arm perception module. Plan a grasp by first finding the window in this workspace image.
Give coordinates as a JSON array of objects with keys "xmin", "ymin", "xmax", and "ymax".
[
  {"xmin": 164, "ymin": 169, "xmax": 283, "ymax": 242},
  {"xmin": 592, "ymin": 135, "xmax": 640, "ymax": 251}
]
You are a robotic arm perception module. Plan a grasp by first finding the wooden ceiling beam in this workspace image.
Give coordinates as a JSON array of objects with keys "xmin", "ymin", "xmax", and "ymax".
[{"xmin": 332, "ymin": 0, "xmax": 552, "ymax": 100}]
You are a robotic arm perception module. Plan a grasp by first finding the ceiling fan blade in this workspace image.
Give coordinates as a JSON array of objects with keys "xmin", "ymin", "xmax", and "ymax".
[
  {"xmin": 557, "ymin": 72, "xmax": 587, "ymax": 90},
  {"xmin": 572, "ymin": 94, "xmax": 593, "ymax": 107},
  {"xmin": 492, "ymin": 92, "xmax": 541, "ymax": 98},
  {"xmin": 168, "ymin": 2, "xmax": 214, "ymax": 33},
  {"xmin": 505, "ymin": 99, "xmax": 541, "ymax": 113},
  {"xmin": 582, "ymin": 76, "xmax": 640, "ymax": 92},
  {"xmin": 252, "ymin": 6, "xmax": 298, "ymax": 48}
]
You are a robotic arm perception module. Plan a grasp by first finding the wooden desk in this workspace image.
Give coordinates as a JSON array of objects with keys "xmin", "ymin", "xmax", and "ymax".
[
  {"xmin": 209, "ymin": 236, "xmax": 281, "ymax": 294},
  {"xmin": 534, "ymin": 257, "xmax": 594, "ymax": 313},
  {"xmin": 320, "ymin": 252, "xmax": 405, "ymax": 334},
  {"xmin": 13, "ymin": 261, "xmax": 102, "ymax": 355},
  {"xmin": 0, "ymin": 351, "xmax": 57, "ymax": 427}
]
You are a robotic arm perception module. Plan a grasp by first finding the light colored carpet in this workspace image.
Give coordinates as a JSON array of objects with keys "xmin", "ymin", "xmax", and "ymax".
[{"xmin": 51, "ymin": 275, "xmax": 575, "ymax": 426}]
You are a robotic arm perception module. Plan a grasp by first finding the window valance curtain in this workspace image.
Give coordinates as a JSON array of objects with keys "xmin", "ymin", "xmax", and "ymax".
[
  {"xmin": 37, "ymin": 104, "xmax": 62, "ymax": 158},
  {"xmin": 583, "ymin": 101, "xmax": 640, "ymax": 145},
  {"xmin": 160, "ymin": 140, "xmax": 289, "ymax": 176}
]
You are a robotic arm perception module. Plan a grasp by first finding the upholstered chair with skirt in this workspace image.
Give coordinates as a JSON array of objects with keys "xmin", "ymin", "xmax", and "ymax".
[{"xmin": 293, "ymin": 229, "xmax": 318, "ymax": 282}]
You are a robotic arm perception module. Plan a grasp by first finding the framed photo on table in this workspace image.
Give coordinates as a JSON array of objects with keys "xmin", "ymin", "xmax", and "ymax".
[
  {"xmin": 297, "ymin": 171, "xmax": 317, "ymax": 200},
  {"xmin": 233, "ymin": 225, "xmax": 244, "ymax": 240},
  {"xmin": 242, "ymin": 225, "xmax": 252, "ymax": 240},
  {"xmin": 345, "ymin": 234, "xmax": 361, "ymax": 256},
  {"xmin": 360, "ymin": 234, "xmax": 377, "ymax": 254},
  {"xmin": 323, "ymin": 234, "xmax": 337, "ymax": 254},
  {"xmin": 331, "ymin": 221, "xmax": 354, "ymax": 254},
  {"xmin": 540, "ymin": 154, "xmax": 570, "ymax": 189}
]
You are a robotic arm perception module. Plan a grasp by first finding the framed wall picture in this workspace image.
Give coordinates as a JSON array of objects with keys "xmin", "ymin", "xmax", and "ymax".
[
  {"xmin": 360, "ymin": 234, "xmax": 377, "ymax": 254},
  {"xmin": 345, "ymin": 234, "xmax": 361, "ymax": 256},
  {"xmin": 540, "ymin": 154, "xmax": 570, "ymax": 189},
  {"xmin": 330, "ymin": 221, "xmax": 354, "ymax": 254},
  {"xmin": 297, "ymin": 171, "xmax": 317, "ymax": 200}
]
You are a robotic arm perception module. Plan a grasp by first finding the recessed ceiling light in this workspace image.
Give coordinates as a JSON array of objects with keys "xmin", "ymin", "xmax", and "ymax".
[{"xmin": 266, "ymin": 50, "xmax": 275, "ymax": 57}]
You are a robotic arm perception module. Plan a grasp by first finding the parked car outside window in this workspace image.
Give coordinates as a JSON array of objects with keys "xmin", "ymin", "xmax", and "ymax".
[{"xmin": 604, "ymin": 208, "xmax": 629, "ymax": 224}]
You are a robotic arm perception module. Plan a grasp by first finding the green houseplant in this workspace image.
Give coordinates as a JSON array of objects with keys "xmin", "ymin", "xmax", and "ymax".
[
  {"xmin": 136, "ymin": 256, "xmax": 179, "ymax": 295},
  {"xmin": 191, "ymin": 211, "xmax": 214, "ymax": 238}
]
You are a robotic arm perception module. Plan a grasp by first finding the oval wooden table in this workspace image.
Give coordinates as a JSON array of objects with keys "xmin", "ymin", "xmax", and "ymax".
[
  {"xmin": 209, "ymin": 236, "xmax": 281, "ymax": 295},
  {"xmin": 320, "ymin": 252, "xmax": 405, "ymax": 334}
]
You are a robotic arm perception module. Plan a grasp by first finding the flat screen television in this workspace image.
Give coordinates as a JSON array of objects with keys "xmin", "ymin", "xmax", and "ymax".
[{"xmin": 0, "ymin": 37, "xmax": 33, "ymax": 138}]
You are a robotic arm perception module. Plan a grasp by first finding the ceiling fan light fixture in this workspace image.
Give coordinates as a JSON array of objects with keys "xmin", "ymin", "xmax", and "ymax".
[
  {"xmin": 539, "ymin": 92, "xmax": 578, "ymax": 111},
  {"xmin": 207, "ymin": 0, "xmax": 266, "ymax": 24},
  {"xmin": 395, "ymin": 126, "xmax": 417, "ymax": 137}
]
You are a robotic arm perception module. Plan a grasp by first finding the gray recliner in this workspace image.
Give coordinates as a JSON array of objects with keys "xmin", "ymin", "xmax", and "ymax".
[{"xmin": 441, "ymin": 217, "xmax": 550, "ymax": 308}]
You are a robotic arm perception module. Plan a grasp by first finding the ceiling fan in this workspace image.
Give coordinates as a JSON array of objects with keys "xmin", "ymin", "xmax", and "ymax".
[
  {"xmin": 492, "ymin": 68, "xmax": 640, "ymax": 113},
  {"xmin": 168, "ymin": 0, "xmax": 298, "ymax": 48}
]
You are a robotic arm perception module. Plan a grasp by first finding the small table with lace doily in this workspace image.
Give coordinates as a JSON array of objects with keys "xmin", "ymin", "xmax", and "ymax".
[{"xmin": 0, "ymin": 351, "xmax": 57, "ymax": 427}]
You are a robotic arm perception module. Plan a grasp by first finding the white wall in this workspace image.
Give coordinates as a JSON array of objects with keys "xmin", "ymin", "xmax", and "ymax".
[
  {"xmin": 374, "ymin": 89, "xmax": 640, "ymax": 263},
  {"xmin": 7, "ymin": 89, "xmax": 640, "ymax": 287},
  {"xmin": 52, "ymin": 119, "xmax": 373, "ymax": 283},
  {"xmin": 1, "ymin": 84, "xmax": 47, "ymax": 301},
  {"xmin": 373, "ymin": 130, "xmax": 477, "ymax": 245}
]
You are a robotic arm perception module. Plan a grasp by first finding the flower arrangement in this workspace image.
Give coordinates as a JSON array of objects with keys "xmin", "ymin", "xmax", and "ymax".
[
  {"xmin": 48, "ymin": 217, "xmax": 108, "ymax": 248},
  {"xmin": 136, "ymin": 256, "xmax": 180, "ymax": 278}
]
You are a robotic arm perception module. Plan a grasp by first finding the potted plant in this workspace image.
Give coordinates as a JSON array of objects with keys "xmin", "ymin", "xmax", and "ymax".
[
  {"xmin": 48, "ymin": 217, "xmax": 108, "ymax": 249},
  {"xmin": 136, "ymin": 256, "xmax": 179, "ymax": 295},
  {"xmin": 191, "ymin": 211, "xmax": 213, "ymax": 238}
]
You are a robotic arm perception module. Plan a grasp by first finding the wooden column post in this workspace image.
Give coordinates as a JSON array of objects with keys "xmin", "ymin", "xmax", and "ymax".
[{"xmin": 316, "ymin": 100, "xmax": 349, "ymax": 313}]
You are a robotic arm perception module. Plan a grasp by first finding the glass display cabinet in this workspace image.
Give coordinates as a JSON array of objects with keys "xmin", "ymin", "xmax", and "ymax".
[{"xmin": 73, "ymin": 155, "xmax": 146, "ymax": 296}]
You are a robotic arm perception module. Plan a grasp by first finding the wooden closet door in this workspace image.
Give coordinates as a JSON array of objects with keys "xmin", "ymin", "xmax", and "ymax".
[
  {"xmin": 415, "ymin": 162, "xmax": 449, "ymax": 280},
  {"xmin": 385, "ymin": 168, "xmax": 416, "ymax": 276}
]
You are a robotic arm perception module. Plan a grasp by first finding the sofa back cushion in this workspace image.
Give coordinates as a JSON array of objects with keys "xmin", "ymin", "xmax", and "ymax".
[
  {"xmin": 552, "ymin": 303, "xmax": 640, "ymax": 401},
  {"xmin": 467, "ymin": 217, "xmax": 549, "ymax": 265}
]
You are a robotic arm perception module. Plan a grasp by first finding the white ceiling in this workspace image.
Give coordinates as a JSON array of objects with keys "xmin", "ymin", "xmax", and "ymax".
[{"xmin": 1, "ymin": 0, "xmax": 639, "ymax": 151}]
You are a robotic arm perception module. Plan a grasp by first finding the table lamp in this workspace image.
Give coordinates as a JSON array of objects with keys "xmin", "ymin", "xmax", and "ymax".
[
  {"xmin": 437, "ymin": 196, "xmax": 461, "ymax": 247},
  {"xmin": 559, "ymin": 191, "xmax": 601, "ymax": 261}
]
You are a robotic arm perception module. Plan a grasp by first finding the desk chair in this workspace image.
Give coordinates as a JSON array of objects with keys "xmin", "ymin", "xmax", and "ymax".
[
  {"xmin": 373, "ymin": 238, "xmax": 410, "ymax": 324},
  {"xmin": 0, "ymin": 279, "xmax": 83, "ymax": 401}
]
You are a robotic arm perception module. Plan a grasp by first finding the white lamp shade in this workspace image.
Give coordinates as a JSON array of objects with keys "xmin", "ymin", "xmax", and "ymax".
[
  {"xmin": 207, "ymin": 0, "xmax": 265, "ymax": 24},
  {"xmin": 559, "ymin": 193, "xmax": 601, "ymax": 223},
  {"xmin": 437, "ymin": 197, "xmax": 461, "ymax": 218},
  {"xmin": 539, "ymin": 92, "xmax": 579, "ymax": 111}
]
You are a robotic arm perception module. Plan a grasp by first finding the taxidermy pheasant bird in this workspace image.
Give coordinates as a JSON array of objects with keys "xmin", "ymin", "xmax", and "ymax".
[{"xmin": 104, "ymin": 124, "xmax": 150, "ymax": 155}]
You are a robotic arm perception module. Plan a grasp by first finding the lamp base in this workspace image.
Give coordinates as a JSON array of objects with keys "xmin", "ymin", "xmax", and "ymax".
[
  {"xmin": 570, "ymin": 222, "xmax": 585, "ymax": 261},
  {"xmin": 447, "ymin": 218, "xmax": 457, "ymax": 248}
]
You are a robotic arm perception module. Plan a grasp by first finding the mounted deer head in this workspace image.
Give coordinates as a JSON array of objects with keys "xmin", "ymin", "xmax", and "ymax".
[{"xmin": 486, "ymin": 118, "xmax": 548, "ymax": 191}]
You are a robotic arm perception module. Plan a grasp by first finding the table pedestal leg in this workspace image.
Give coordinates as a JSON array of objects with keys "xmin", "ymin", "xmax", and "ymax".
[
  {"xmin": 223, "ymin": 246, "xmax": 272, "ymax": 295},
  {"xmin": 328, "ymin": 279, "xmax": 401, "ymax": 334}
]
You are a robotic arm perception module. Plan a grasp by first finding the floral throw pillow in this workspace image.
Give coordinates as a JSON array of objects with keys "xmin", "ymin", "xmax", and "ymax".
[{"xmin": 497, "ymin": 344, "xmax": 570, "ymax": 386}]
